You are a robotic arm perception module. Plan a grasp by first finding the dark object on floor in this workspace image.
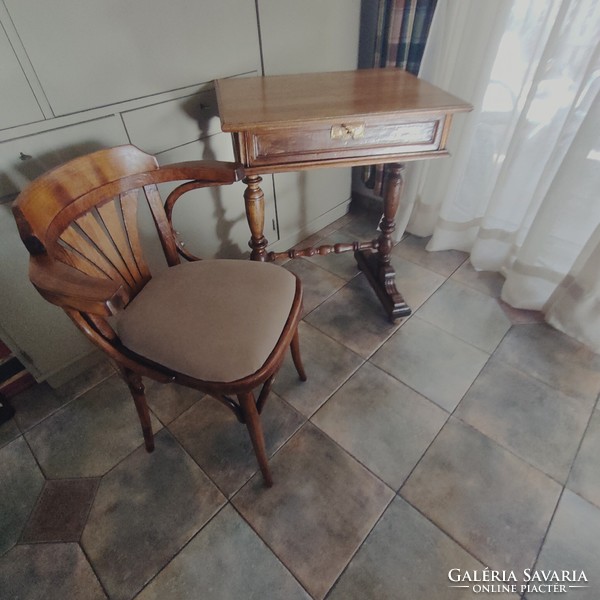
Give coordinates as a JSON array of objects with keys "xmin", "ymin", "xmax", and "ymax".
[{"xmin": 0, "ymin": 393, "xmax": 15, "ymax": 424}]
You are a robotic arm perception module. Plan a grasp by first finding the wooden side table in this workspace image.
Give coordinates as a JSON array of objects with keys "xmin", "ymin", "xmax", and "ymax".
[{"xmin": 216, "ymin": 69, "xmax": 471, "ymax": 321}]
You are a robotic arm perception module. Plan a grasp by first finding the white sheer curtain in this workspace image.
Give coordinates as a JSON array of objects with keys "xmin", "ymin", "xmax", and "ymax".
[{"xmin": 397, "ymin": 0, "xmax": 600, "ymax": 352}]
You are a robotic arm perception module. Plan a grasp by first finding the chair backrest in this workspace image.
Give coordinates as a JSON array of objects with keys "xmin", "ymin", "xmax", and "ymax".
[
  {"xmin": 14, "ymin": 145, "xmax": 243, "ymax": 303},
  {"xmin": 13, "ymin": 145, "xmax": 243, "ymax": 375}
]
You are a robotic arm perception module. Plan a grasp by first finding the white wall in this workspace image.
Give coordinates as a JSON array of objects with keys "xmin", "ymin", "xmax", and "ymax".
[{"xmin": 0, "ymin": 0, "xmax": 361, "ymax": 384}]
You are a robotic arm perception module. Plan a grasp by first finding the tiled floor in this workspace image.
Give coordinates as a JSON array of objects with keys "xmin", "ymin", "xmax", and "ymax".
[{"xmin": 2, "ymin": 208, "xmax": 600, "ymax": 600}]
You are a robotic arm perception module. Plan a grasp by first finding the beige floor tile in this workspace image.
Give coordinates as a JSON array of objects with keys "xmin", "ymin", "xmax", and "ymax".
[
  {"xmin": 457, "ymin": 358, "xmax": 594, "ymax": 482},
  {"xmin": 303, "ymin": 229, "xmax": 363, "ymax": 281},
  {"xmin": 567, "ymin": 407, "xmax": 600, "ymax": 508},
  {"xmin": 82, "ymin": 429, "xmax": 225, "ymax": 600},
  {"xmin": 451, "ymin": 259, "xmax": 505, "ymax": 297},
  {"xmin": 6, "ymin": 213, "xmax": 599, "ymax": 600},
  {"xmin": 0, "ymin": 543, "xmax": 106, "ymax": 600},
  {"xmin": 402, "ymin": 418, "xmax": 561, "ymax": 574},
  {"xmin": 25, "ymin": 375, "xmax": 161, "ymax": 478},
  {"xmin": 54, "ymin": 360, "xmax": 116, "ymax": 402},
  {"xmin": 371, "ymin": 316, "xmax": 489, "ymax": 411},
  {"xmin": 393, "ymin": 234, "xmax": 468, "ymax": 276},
  {"xmin": 495, "ymin": 323, "xmax": 600, "ymax": 401},
  {"xmin": 170, "ymin": 392, "xmax": 304, "ymax": 496},
  {"xmin": 0, "ymin": 437, "xmax": 44, "ymax": 555},
  {"xmin": 283, "ymin": 258, "xmax": 348, "ymax": 316},
  {"xmin": 273, "ymin": 321, "xmax": 364, "ymax": 417},
  {"xmin": 527, "ymin": 490, "xmax": 600, "ymax": 599},
  {"xmin": 144, "ymin": 379, "xmax": 203, "ymax": 425},
  {"xmin": 313, "ymin": 362, "xmax": 447, "ymax": 489},
  {"xmin": 393, "ymin": 256, "xmax": 447, "ymax": 311},
  {"xmin": 417, "ymin": 279, "xmax": 512, "ymax": 352},
  {"xmin": 305, "ymin": 274, "xmax": 401, "ymax": 358},
  {"xmin": 232, "ymin": 423, "xmax": 393, "ymax": 599},
  {"xmin": 329, "ymin": 496, "xmax": 522, "ymax": 600},
  {"xmin": 135, "ymin": 505, "xmax": 310, "ymax": 600},
  {"xmin": 11, "ymin": 383, "xmax": 69, "ymax": 432},
  {"xmin": 339, "ymin": 206, "xmax": 382, "ymax": 240}
]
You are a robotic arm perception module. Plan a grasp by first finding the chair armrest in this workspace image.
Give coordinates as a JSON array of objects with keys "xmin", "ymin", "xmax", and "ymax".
[
  {"xmin": 29, "ymin": 255, "xmax": 129, "ymax": 316},
  {"xmin": 155, "ymin": 160, "xmax": 244, "ymax": 185}
]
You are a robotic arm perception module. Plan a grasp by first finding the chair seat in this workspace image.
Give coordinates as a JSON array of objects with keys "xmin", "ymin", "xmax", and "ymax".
[{"xmin": 116, "ymin": 260, "xmax": 297, "ymax": 383}]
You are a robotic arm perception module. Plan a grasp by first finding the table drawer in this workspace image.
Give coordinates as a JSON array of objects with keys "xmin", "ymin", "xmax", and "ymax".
[{"xmin": 245, "ymin": 116, "xmax": 444, "ymax": 166}]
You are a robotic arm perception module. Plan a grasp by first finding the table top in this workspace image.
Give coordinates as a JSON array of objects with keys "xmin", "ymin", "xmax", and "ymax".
[{"xmin": 216, "ymin": 69, "xmax": 471, "ymax": 132}]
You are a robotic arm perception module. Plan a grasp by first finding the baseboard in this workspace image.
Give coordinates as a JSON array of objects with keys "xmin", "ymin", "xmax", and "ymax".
[{"xmin": 45, "ymin": 350, "xmax": 106, "ymax": 389}]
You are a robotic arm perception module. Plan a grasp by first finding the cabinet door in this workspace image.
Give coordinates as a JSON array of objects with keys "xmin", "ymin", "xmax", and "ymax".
[
  {"xmin": 270, "ymin": 168, "xmax": 352, "ymax": 249},
  {"xmin": 258, "ymin": 0, "xmax": 361, "ymax": 244},
  {"xmin": 122, "ymin": 90, "xmax": 262, "ymax": 268},
  {"xmin": 0, "ymin": 202, "xmax": 94, "ymax": 382},
  {"xmin": 0, "ymin": 116, "xmax": 129, "ymax": 380},
  {"xmin": 4, "ymin": 0, "xmax": 262, "ymax": 116},
  {"xmin": 0, "ymin": 24, "xmax": 44, "ymax": 130},
  {"xmin": 0, "ymin": 116, "xmax": 130, "ymax": 199},
  {"xmin": 121, "ymin": 89, "xmax": 221, "ymax": 156}
]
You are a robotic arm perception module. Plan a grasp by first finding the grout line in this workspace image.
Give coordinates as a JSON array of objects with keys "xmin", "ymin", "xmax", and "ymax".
[
  {"xmin": 227, "ymin": 419, "xmax": 396, "ymax": 599},
  {"xmin": 559, "ymin": 392, "xmax": 600, "ymax": 504},
  {"xmin": 522, "ymin": 485, "xmax": 567, "ymax": 599},
  {"xmin": 5, "ymin": 221, "xmax": 599, "ymax": 598},
  {"xmin": 129, "ymin": 502, "xmax": 231, "ymax": 598},
  {"xmin": 322, "ymin": 492, "xmax": 396, "ymax": 598},
  {"xmin": 228, "ymin": 501, "xmax": 315, "ymax": 598},
  {"xmin": 78, "ymin": 536, "xmax": 111, "ymax": 598}
]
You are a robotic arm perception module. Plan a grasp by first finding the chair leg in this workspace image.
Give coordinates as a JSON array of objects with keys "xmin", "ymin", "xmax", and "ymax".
[
  {"xmin": 256, "ymin": 375, "xmax": 274, "ymax": 414},
  {"xmin": 238, "ymin": 391, "xmax": 273, "ymax": 487},
  {"xmin": 290, "ymin": 327, "xmax": 307, "ymax": 381},
  {"xmin": 123, "ymin": 369, "xmax": 154, "ymax": 453}
]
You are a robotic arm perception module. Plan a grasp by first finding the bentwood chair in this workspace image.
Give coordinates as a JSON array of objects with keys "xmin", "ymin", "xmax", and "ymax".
[{"xmin": 13, "ymin": 144, "xmax": 306, "ymax": 486}]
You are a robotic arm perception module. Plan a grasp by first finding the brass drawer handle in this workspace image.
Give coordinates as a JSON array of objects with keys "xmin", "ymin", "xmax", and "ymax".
[{"xmin": 330, "ymin": 123, "xmax": 365, "ymax": 140}]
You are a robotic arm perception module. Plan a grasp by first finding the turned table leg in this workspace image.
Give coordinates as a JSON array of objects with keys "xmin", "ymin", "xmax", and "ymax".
[
  {"xmin": 355, "ymin": 162, "xmax": 411, "ymax": 322},
  {"xmin": 243, "ymin": 174, "xmax": 269, "ymax": 261}
]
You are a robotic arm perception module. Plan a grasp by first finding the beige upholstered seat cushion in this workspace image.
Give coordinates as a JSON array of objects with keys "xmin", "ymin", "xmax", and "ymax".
[{"xmin": 116, "ymin": 260, "xmax": 298, "ymax": 383}]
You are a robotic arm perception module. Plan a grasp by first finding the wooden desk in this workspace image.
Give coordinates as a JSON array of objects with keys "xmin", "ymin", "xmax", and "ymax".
[{"xmin": 216, "ymin": 69, "xmax": 471, "ymax": 320}]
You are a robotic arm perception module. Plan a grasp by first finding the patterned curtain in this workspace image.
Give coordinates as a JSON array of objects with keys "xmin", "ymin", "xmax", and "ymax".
[{"xmin": 364, "ymin": 0, "xmax": 438, "ymax": 195}]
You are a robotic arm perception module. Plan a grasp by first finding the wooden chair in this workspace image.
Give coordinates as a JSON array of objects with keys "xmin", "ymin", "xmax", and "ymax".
[{"xmin": 13, "ymin": 144, "xmax": 306, "ymax": 487}]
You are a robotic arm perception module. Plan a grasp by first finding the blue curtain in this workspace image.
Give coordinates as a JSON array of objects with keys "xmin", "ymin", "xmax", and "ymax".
[{"xmin": 365, "ymin": 0, "xmax": 438, "ymax": 194}]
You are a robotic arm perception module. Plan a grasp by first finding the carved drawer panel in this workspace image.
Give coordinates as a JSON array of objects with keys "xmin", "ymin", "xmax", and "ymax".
[{"xmin": 242, "ymin": 116, "xmax": 444, "ymax": 166}]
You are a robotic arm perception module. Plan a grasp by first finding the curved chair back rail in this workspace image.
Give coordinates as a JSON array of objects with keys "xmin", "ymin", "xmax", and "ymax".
[{"xmin": 13, "ymin": 144, "xmax": 307, "ymax": 487}]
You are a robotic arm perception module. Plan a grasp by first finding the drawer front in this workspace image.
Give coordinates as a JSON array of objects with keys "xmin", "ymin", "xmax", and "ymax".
[{"xmin": 247, "ymin": 116, "xmax": 444, "ymax": 166}]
